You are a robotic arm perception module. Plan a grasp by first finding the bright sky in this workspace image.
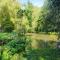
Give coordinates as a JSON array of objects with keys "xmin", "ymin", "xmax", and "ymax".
[{"xmin": 18, "ymin": 0, "xmax": 44, "ymax": 7}]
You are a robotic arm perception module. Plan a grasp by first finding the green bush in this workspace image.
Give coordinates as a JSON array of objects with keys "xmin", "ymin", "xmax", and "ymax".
[
  {"xmin": 27, "ymin": 48, "xmax": 60, "ymax": 60},
  {"xmin": 7, "ymin": 39, "xmax": 27, "ymax": 55},
  {"xmin": 0, "ymin": 5, "xmax": 14, "ymax": 33},
  {"xmin": 2, "ymin": 20, "xmax": 14, "ymax": 33}
]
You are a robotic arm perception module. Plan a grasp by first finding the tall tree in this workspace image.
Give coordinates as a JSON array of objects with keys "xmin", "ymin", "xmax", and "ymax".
[
  {"xmin": 43, "ymin": 0, "xmax": 60, "ymax": 39},
  {"xmin": 0, "ymin": 0, "xmax": 20, "ymax": 32},
  {"xmin": 25, "ymin": 1, "xmax": 33, "ymax": 27},
  {"xmin": 0, "ymin": 5, "xmax": 14, "ymax": 32},
  {"xmin": 35, "ymin": 8, "xmax": 48, "ymax": 32}
]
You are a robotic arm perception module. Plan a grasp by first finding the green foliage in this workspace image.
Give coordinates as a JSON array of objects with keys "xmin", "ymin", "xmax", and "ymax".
[
  {"xmin": 2, "ymin": 20, "xmax": 14, "ymax": 33},
  {"xmin": 7, "ymin": 26, "xmax": 27, "ymax": 55},
  {"xmin": 27, "ymin": 48, "xmax": 60, "ymax": 60},
  {"xmin": 25, "ymin": 2, "xmax": 33, "ymax": 27},
  {"xmin": 2, "ymin": 47, "xmax": 11, "ymax": 60},
  {"xmin": 0, "ymin": 5, "xmax": 14, "ymax": 32},
  {"xmin": 0, "ymin": 0, "xmax": 60, "ymax": 60},
  {"xmin": 46, "ymin": 0, "xmax": 60, "ymax": 32},
  {"xmin": 35, "ymin": 10, "xmax": 46, "ymax": 32},
  {"xmin": 7, "ymin": 39, "xmax": 26, "ymax": 55},
  {"xmin": 42, "ymin": 0, "xmax": 60, "ymax": 39},
  {"xmin": 17, "ymin": 9, "xmax": 24, "ymax": 18},
  {"xmin": 36, "ymin": 0, "xmax": 60, "ymax": 34}
]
